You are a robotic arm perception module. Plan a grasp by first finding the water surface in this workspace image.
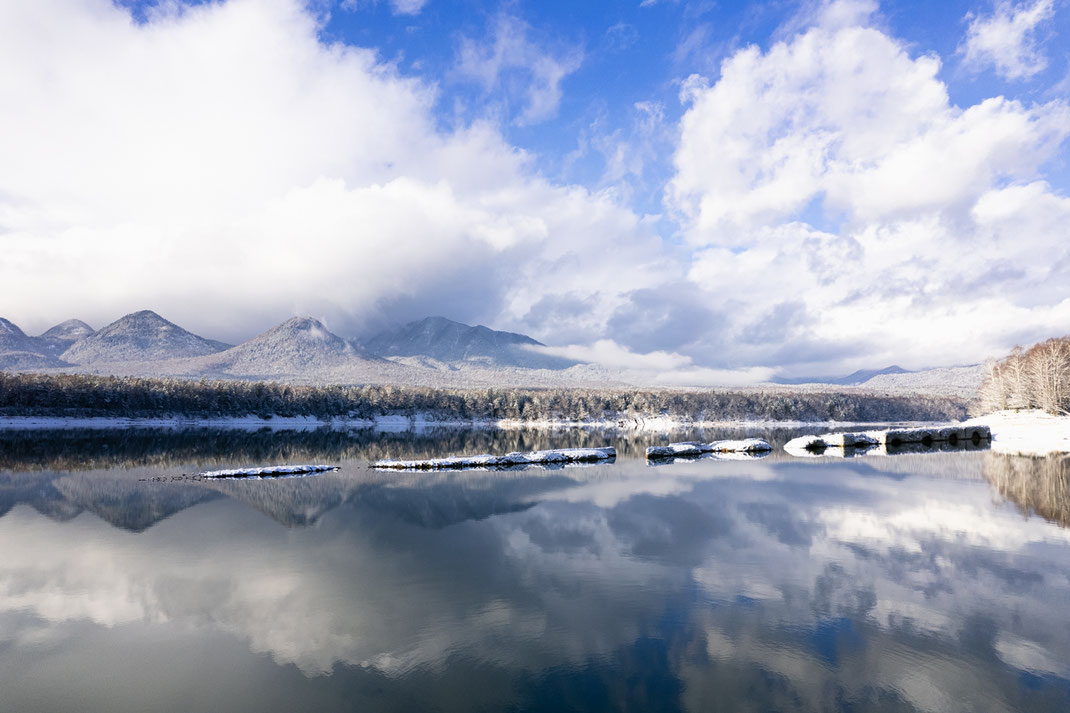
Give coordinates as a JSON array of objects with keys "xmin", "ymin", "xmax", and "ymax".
[{"xmin": 1, "ymin": 427, "xmax": 1068, "ymax": 712}]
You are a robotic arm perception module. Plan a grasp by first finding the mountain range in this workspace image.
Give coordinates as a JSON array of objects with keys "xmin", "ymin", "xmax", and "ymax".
[
  {"xmin": 0, "ymin": 310, "xmax": 985, "ymax": 394},
  {"xmin": 0, "ymin": 310, "xmax": 603, "ymax": 388}
]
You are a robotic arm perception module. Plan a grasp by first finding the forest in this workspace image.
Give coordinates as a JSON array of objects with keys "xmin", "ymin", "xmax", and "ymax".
[
  {"xmin": 975, "ymin": 336, "xmax": 1070, "ymax": 415},
  {"xmin": 0, "ymin": 372, "xmax": 965, "ymax": 423}
]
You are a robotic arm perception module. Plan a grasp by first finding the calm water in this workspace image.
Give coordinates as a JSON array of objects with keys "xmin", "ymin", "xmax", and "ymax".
[{"xmin": 1, "ymin": 427, "xmax": 1069, "ymax": 713}]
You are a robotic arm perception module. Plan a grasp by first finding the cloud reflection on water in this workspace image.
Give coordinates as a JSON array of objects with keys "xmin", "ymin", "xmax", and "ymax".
[{"xmin": 0, "ymin": 441, "xmax": 1068, "ymax": 712}]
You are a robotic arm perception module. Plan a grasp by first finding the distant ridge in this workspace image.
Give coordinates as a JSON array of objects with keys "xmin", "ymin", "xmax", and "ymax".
[
  {"xmin": 61, "ymin": 310, "xmax": 229, "ymax": 364},
  {"xmin": 774, "ymin": 365, "xmax": 910, "ymax": 386},
  {"xmin": 364, "ymin": 316, "xmax": 575, "ymax": 369}
]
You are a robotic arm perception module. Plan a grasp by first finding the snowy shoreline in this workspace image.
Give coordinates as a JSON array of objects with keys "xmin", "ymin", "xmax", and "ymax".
[
  {"xmin": 965, "ymin": 410, "xmax": 1070, "ymax": 456},
  {"xmin": 4, "ymin": 410, "xmax": 1068, "ymax": 455},
  {"xmin": 0, "ymin": 413, "xmax": 941, "ymax": 432}
]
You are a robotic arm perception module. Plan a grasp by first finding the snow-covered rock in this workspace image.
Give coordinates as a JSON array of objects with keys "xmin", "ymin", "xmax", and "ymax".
[
  {"xmin": 646, "ymin": 439, "xmax": 772, "ymax": 459},
  {"xmin": 373, "ymin": 447, "xmax": 616, "ymax": 470},
  {"xmin": 784, "ymin": 426, "xmax": 991, "ymax": 456},
  {"xmin": 200, "ymin": 464, "xmax": 339, "ymax": 478}
]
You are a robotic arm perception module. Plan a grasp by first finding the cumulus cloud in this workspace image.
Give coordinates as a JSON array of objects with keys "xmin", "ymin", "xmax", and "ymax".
[
  {"xmin": 0, "ymin": 0, "xmax": 658, "ymax": 344},
  {"xmin": 667, "ymin": 11, "xmax": 1070, "ymax": 374},
  {"xmin": 455, "ymin": 13, "xmax": 583, "ymax": 126},
  {"xmin": 3, "ymin": 0, "xmax": 1070, "ymax": 381},
  {"xmin": 961, "ymin": 0, "xmax": 1056, "ymax": 80}
]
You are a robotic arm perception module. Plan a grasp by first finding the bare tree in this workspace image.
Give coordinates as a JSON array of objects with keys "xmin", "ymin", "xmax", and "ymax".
[{"xmin": 1026, "ymin": 338, "xmax": 1070, "ymax": 415}]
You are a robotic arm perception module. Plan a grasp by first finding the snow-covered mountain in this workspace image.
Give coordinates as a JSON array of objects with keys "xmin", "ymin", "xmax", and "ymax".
[
  {"xmin": 0, "ymin": 318, "xmax": 64, "ymax": 370},
  {"xmin": 0, "ymin": 318, "xmax": 39, "ymax": 353},
  {"xmin": 38, "ymin": 319, "xmax": 95, "ymax": 356},
  {"xmin": 60, "ymin": 310, "xmax": 229, "ymax": 364},
  {"xmin": 858, "ymin": 364, "xmax": 985, "ymax": 398},
  {"xmin": 772, "ymin": 363, "xmax": 984, "ymax": 398},
  {"xmin": 195, "ymin": 316, "xmax": 382, "ymax": 376},
  {"xmin": 363, "ymin": 316, "xmax": 575, "ymax": 369}
]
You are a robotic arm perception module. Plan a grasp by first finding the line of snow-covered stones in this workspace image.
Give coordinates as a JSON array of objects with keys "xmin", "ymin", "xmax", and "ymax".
[
  {"xmin": 645, "ymin": 439, "xmax": 773, "ymax": 459},
  {"xmin": 200, "ymin": 464, "xmax": 340, "ymax": 478},
  {"xmin": 200, "ymin": 426, "xmax": 990, "ymax": 477},
  {"xmin": 784, "ymin": 425, "xmax": 991, "ymax": 455},
  {"xmin": 373, "ymin": 447, "xmax": 616, "ymax": 470}
]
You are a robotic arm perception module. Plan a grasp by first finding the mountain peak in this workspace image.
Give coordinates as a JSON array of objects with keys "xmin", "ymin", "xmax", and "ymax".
[
  {"xmin": 41, "ymin": 319, "xmax": 95, "ymax": 341},
  {"xmin": 362, "ymin": 316, "xmax": 576, "ymax": 369},
  {"xmin": 60, "ymin": 311, "xmax": 228, "ymax": 364},
  {"xmin": 0, "ymin": 317, "xmax": 27, "ymax": 338},
  {"xmin": 200, "ymin": 316, "xmax": 376, "ymax": 376}
]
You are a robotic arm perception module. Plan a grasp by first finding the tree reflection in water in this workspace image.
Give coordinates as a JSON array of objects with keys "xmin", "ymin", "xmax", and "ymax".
[{"xmin": 984, "ymin": 452, "xmax": 1070, "ymax": 528}]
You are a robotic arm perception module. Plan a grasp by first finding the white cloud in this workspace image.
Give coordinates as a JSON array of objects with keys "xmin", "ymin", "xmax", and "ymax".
[
  {"xmin": 667, "ymin": 13, "xmax": 1070, "ymax": 373},
  {"xmin": 533, "ymin": 339, "xmax": 775, "ymax": 386},
  {"xmin": 455, "ymin": 13, "xmax": 583, "ymax": 126},
  {"xmin": 961, "ymin": 0, "xmax": 1055, "ymax": 80},
  {"xmin": 535, "ymin": 339, "xmax": 694, "ymax": 372},
  {"xmin": 0, "ymin": 0, "xmax": 657, "ymax": 343},
  {"xmin": 3, "ymin": 0, "xmax": 1070, "ymax": 379}
]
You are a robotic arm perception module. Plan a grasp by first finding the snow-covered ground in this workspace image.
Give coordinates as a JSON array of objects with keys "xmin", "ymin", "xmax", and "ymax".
[{"xmin": 965, "ymin": 410, "xmax": 1070, "ymax": 456}]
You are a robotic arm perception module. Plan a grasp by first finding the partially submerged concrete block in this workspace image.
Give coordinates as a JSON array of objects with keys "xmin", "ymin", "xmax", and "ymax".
[
  {"xmin": 374, "ymin": 447, "xmax": 616, "ymax": 470},
  {"xmin": 201, "ymin": 464, "xmax": 339, "ymax": 478},
  {"xmin": 646, "ymin": 439, "xmax": 772, "ymax": 459},
  {"xmin": 784, "ymin": 425, "xmax": 992, "ymax": 457}
]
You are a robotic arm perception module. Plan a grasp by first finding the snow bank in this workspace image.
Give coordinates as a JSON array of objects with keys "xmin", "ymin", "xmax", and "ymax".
[
  {"xmin": 373, "ymin": 447, "xmax": 616, "ymax": 470},
  {"xmin": 200, "ymin": 464, "xmax": 340, "ymax": 478},
  {"xmin": 784, "ymin": 426, "xmax": 991, "ymax": 456},
  {"xmin": 965, "ymin": 410, "xmax": 1070, "ymax": 456},
  {"xmin": 646, "ymin": 439, "xmax": 772, "ymax": 459}
]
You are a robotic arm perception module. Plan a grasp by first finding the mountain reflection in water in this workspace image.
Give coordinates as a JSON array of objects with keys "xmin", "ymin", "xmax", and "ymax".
[{"xmin": 0, "ymin": 428, "xmax": 1068, "ymax": 713}]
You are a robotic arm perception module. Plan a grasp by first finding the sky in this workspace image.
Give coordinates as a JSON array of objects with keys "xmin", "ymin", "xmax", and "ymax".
[{"xmin": 2, "ymin": 0, "xmax": 1070, "ymax": 381}]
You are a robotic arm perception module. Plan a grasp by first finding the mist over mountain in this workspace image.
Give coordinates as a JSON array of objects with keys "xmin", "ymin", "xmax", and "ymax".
[
  {"xmin": 363, "ymin": 316, "xmax": 576, "ymax": 369},
  {"xmin": 60, "ymin": 310, "xmax": 229, "ymax": 365}
]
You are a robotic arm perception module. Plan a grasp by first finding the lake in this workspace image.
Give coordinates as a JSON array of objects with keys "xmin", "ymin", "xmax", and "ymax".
[{"xmin": 1, "ymin": 426, "xmax": 1068, "ymax": 712}]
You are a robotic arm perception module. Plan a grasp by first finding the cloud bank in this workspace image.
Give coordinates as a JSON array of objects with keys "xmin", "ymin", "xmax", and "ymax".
[
  {"xmin": 1, "ymin": 0, "xmax": 1069, "ymax": 380},
  {"xmin": 0, "ymin": 0, "xmax": 664, "ymax": 349}
]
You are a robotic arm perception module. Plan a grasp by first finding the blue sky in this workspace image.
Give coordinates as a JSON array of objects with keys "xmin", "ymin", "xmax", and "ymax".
[
  {"xmin": 311, "ymin": 0, "xmax": 1070, "ymax": 199},
  {"xmin": 2, "ymin": 0, "xmax": 1070, "ymax": 380}
]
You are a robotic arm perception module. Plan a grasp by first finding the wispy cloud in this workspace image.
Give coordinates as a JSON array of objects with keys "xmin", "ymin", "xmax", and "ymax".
[
  {"xmin": 455, "ymin": 13, "xmax": 583, "ymax": 126},
  {"xmin": 961, "ymin": 0, "xmax": 1056, "ymax": 80}
]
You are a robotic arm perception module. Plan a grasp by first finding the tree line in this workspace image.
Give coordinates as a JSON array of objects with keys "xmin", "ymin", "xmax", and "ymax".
[
  {"xmin": 975, "ymin": 337, "xmax": 1070, "ymax": 415},
  {"xmin": 0, "ymin": 372, "xmax": 965, "ymax": 423}
]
